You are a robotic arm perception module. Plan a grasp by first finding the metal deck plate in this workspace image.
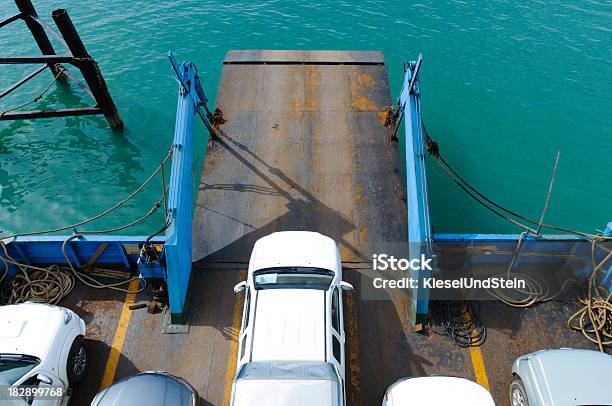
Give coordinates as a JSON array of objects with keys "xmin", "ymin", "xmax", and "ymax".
[{"xmin": 193, "ymin": 50, "xmax": 406, "ymax": 264}]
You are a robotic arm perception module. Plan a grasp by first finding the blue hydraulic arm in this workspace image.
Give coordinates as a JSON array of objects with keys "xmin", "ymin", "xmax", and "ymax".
[
  {"xmin": 398, "ymin": 54, "xmax": 434, "ymax": 325},
  {"xmin": 164, "ymin": 52, "xmax": 212, "ymax": 324}
]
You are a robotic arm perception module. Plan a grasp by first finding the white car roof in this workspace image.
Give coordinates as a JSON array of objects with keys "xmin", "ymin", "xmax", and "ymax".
[
  {"xmin": 385, "ymin": 376, "xmax": 495, "ymax": 406},
  {"xmin": 249, "ymin": 231, "xmax": 339, "ymax": 272},
  {"xmin": 251, "ymin": 289, "xmax": 325, "ymax": 362},
  {"xmin": 0, "ymin": 303, "xmax": 64, "ymax": 360}
]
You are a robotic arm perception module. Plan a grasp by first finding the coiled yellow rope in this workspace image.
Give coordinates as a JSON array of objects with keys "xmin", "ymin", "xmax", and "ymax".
[{"xmin": 567, "ymin": 240, "xmax": 612, "ymax": 352}]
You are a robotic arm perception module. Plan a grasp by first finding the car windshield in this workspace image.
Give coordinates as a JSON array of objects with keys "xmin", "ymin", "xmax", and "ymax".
[
  {"xmin": 254, "ymin": 267, "xmax": 334, "ymax": 290},
  {"xmin": 237, "ymin": 361, "xmax": 340, "ymax": 381},
  {"xmin": 0, "ymin": 354, "xmax": 40, "ymax": 385}
]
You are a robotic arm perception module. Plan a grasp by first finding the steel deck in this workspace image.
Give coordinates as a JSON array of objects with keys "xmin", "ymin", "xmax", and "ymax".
[
  {"xmin": 192, "ymin": 50, "xmax": 405, "ymax": 264},
  {"xmin": 63, "ymin": 51, "xmax": 602, "ymax": 405}
]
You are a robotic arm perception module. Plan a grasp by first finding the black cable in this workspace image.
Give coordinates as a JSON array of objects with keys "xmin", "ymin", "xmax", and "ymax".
[
  {"xmin": 433, "ymin": 153, "xmax": 537, "ymax": 233},
  {"xmin": 423, "ymin": 125, "xmax": 611, "ymax": 240},
  {"xmin": 429, "ymin": 300, "xmax": 487, "ymax": 348},
  {"xmin": 145, "ymin": 217, "xmax": 172, "ymax": 245}
]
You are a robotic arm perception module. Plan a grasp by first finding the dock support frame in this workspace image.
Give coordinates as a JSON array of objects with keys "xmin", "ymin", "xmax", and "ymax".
[
  {"xmin": 12, "ymin": 0, "xmax": 67, "ymax": 79},
  {"xmin": 0, "ymin": 0, "xmax": 123, "ymax": 129}
]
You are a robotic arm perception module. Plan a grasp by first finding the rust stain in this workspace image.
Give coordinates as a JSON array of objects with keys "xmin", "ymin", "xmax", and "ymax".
[
  {"xmin": 351, "ymin": 95, "xmax": 378, "ymax": 111},
  {"xmin": 354, "ymin": 184, "xmax": 365, "ymax": 202},
  {"xmin": 305, "ymin": 65, "xmax": 320, "ymax": 110},
  {"xmin": 292, "ymin": 99, "xmax": 303, "ymax": 110},
  {"xmin": 378, "ymin": 110, "xmax": 390, "ymax": 126},
  {"xmin": 307, "ymin": 65, "xmax": 320, "ymax": 86},
  {"xmin": 356, "ymin": 73, "xmax": 375, "ymax": 87}
]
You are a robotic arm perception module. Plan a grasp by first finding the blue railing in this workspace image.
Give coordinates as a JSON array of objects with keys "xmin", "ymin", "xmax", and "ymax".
[
  {"xmin": 399, "ymin": 55, "xmax": 433, "ymax": 323},
  {"xmin": 163, "ymin": 53, "xmax": 210, "ymax": 323}
]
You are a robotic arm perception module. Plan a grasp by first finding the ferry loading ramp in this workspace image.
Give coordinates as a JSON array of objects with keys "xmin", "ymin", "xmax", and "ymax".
[{"xmin": 192, "ymin": 50, "xmax": 406, "ymax": 265}]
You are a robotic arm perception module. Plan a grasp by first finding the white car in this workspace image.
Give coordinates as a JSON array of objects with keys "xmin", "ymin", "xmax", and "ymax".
[
  {"xmin": 230, "ymin": 231, "xmax": 353, "ymax": 406},
  {"xmin": 0, "ymin": 303, "xmax": 87, "ymax": 406},
  {"xmin": 382, "ymin": 376, "xmax": 495, "ymax": 406},
  {"xmin": 511, "ymin": 348, "xmax": 612, "ymax": 406}
]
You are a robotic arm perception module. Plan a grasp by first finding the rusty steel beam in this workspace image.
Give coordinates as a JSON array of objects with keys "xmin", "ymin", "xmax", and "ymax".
[
  {"xmin": 0, "ymin": 107, "xmax": 102, "ymax": 120},
  {"xmin": 0, "ymin": 13, "xmax": 22, "ymax": 29},
  {"xmin": 0, "ymin": 55, "xmax": 79, "ymax": 64},
  {"xmin": 52, "ymin": 8, "xmax": 124, "ymax": 130}
]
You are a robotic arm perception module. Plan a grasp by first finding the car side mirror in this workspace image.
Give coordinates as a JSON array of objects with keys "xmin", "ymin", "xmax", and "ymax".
[
  {"xmin": 340, "ymin": 281, "xmax": 353, "ymax": 292},
  {"xmin": 233, "ymin": 281, "xmax": 247, "ymax": 294},
  {"xmin": 36, "ymin": 373, "xmax": 53, "ymax": 385}
]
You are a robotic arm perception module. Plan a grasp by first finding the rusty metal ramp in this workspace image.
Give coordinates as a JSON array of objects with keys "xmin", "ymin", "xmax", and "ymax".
[{"xmin": 193, "ymin": 50, "xmax": 407, "ymax": 264}]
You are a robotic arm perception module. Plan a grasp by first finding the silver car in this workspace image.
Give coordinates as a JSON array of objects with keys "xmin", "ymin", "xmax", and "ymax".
[
  {"xmin": 511, "ymin": 348, "xmax": 612, "ymax": 406},
  {"xmin": 91, "ymin": 372, "xmax": 198, "ymax": 406}
]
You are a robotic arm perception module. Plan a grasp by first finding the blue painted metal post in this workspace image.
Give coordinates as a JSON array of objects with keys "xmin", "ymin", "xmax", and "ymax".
[
  {"xmin": 604, "ymin": 222, "xmax": 612, "ymax": 290},
  {"xmin": 399, "ymin": 55, "xmax": 433, "ymax": 325},
  {"xmin": 604, "ymin": 222, "xmax": 612, "ymax": 238},
  {"xmin": 164, "ymin": 57, "xmax": 206, "ymax": 324}
]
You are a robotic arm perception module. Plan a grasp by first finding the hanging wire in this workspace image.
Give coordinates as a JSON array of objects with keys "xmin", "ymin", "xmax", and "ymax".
[
  {"xmin": 422, "ymin": 125, "xmax": 611, "ymax": 241},
  {"xmin": 0, "ymin": 147, "xmax": 174, "ymax": 304},
  {"xmin": 0, "ymin": 147, "xmax": 173, "ymax": 240},
  {"xmin": 0, "ymin": 67, "xmax": 67, "ymax": 117}
]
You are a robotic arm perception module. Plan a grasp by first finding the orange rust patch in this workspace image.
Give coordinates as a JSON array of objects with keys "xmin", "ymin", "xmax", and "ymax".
[
  {"xmin": 378, "ymin": 110, "xmax": 390, "ymax": 126},
  {"xmin": 356, "ymin": 73, "xmax": 375, "ymax": 87},
  {"xmin": 351, "ymin": 95, "xmax": 378, "ymax": 111},
  {"xmin": 306, "ymin": 65, "xmax": 320, "ymax": 86},
  {"xmin": 354, "ymin": 184, "xmax": 364, "ymax": 201},
  {"xmin": 292, "ymin": 99, "xmax": 303, "ymax": 110},
  {"xmin": 305, "ymin": 65, "xmax": 320, "ymax": 110}
]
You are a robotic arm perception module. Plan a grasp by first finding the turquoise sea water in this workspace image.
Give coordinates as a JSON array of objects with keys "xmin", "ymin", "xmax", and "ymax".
[{"xmin": 0, "ymin": 0, "xmax": 610, "ymax": 236}]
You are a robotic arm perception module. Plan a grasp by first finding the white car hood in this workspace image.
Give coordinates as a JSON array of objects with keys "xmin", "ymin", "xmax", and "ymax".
[
  {"xmin": 0, "ymin": 303, "xmax": 63, "ymax": 359},
  {"xmin": 249, "ymin": 231, "xmax": 339, "ymax": 272}
]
